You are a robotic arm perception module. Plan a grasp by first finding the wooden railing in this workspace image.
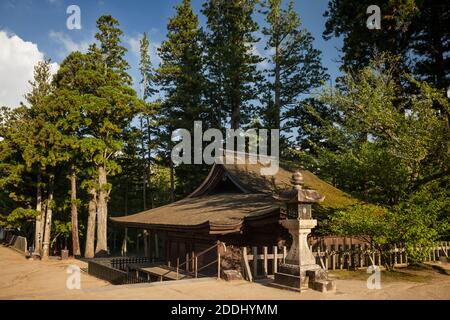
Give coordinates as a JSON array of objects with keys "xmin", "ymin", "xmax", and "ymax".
[
  {"xmin": 174, "ymin": 241, "xmax": 223, "ymax": 280},
  {"xmin": 241, "ymin": 242, "xmax": 450, "ymax": 281}
]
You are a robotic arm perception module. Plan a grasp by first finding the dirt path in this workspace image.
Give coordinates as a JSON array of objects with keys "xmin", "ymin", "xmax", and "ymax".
[{"xmin": 1, "ymin": 246, "xmax": 449, "ymax": 300}]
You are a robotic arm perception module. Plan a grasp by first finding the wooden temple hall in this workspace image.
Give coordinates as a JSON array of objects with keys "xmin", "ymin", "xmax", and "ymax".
[{"xmin": 110, "ymin": 156, "xmax": 357, "ymax": 275}]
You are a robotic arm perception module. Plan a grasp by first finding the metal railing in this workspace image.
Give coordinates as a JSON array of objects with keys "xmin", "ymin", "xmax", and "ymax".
[{"xmin": 87, "ymin": 256, "xmax": 157, "ymax": 285}]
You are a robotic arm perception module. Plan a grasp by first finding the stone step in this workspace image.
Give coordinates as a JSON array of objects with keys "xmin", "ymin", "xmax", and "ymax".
[
  {"xmin": 312, "ymin": 279, "xmax": 336, "ymax": 293},
  {"xmin": 273, "ymin": 272, "xmax": 309, "ymax": 290}
]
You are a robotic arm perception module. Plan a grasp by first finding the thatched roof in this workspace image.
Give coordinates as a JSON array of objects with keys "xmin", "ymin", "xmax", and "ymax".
[{"xmin": 111, "ymin": 160, "xmax": 358, "ymax": 233}]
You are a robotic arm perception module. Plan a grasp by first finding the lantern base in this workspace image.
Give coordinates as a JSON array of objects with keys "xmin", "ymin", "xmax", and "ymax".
[{"xmin": 272, "ymin": 263, "xmax": 336, "ymax": 293}]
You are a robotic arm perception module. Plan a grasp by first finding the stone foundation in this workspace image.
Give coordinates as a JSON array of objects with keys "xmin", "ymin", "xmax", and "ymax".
[{"xmin": 272, "ymin": 263, "xmax": 336, "ymax": 293}]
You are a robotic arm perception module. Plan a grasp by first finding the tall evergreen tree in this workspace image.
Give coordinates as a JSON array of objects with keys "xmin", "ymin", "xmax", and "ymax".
[
  {"xmin": 95, "ymin": 15, "xmax": 132, "ymax": 85},
  {"xmin": 261, "ymin": 0, "xmax": 328, "ymax": 133},
  {"xmin": 138, "ymin": 32, "xmax": 157, "ymax": 210},
  {"xmin": 84, "ymin": 15, "xmax": 141, "ymax": 256},
  {"xmin": 202, "ymin": 0, "xmax": 263, "ymax": 129},
  {"xmin": 409, "ymin": 0, "xmax": 450, "ymax": 90},
  {"xmin": 24, "ymin": 59, "xmax": 60, "ymax": 259},
  {"xmin": 323, "ymin": 0, "xmax": 449, "ymax": 91},
  {"xmin": 156, "ymin": 0, "xmax": 207, "ymax": 197}
]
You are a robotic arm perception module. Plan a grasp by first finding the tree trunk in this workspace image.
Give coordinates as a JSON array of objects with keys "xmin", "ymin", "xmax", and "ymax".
[
  {"xmin": 70, "ymin": 169, "xmax": 81, "ymax": 257},
  {"xmin": 146, "ymin": 116, "xmax": 154, "ymax": 208},
  {"xmin": 121, "ymin": 181, "xmax": 128, "ymax": 256},
  {"xmin": 95, "ymin": 165, "xmax": 108, "ymax": 256},
  {"xmin": 84, "ymin": 188, "xmax": 97, "ymax": 258},
  {"xmin": 170, "ymin": 160, "xmax": 175, "ymax": 203},
  {"xmin": 41, "ymin": 174, "xmax": 54, "ymax": 260},
  {"xmin": 34, "ymin": 168, "xmax": 44, "ymax": 256},
  {"xmin": 274, "ymin": 42, "xmax": 281, "ymax": 130},
  {"xmin": 140, "ymin": 116, "xmax": 147, "ymax": 210},
  {"xmin": 231, "ymin": 100, "xmax": 240, "ymax": 130}
]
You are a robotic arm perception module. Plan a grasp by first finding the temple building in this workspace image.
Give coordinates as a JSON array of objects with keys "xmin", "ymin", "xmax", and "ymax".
[{"xmin": 111, "ymin": 158, "xmax": 358, "ymax": 268}]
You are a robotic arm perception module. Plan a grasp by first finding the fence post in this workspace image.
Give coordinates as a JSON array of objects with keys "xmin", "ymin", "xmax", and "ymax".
[
  {"xmin": 338, "ymin": 245, "xmax": 344, "ymax": 270},
  {"xmin": 331, "ymin": 244, "xmax": 336, "ymax": 270},
  {"xmin": 217, "ymin": 241, "xmax": 221, "ymax": 280},
  {"xmin": 186, "ymin": 253, "xmax": 189, "ymax": 272},
  {"xmin": 394, "ymin": 244, "xmax": 398, "ymax": 266},
  {"xmin": 242, "ymin": 247, "xmax": 252, "ymax": 282},
  {"xmin": 195, "ymin": 256, "xmax": 198, "ymax": 278},
  {"xmin": 273, "ymin": 246, "xmax": 278, "ymax": 274},
  {"xmin": 432, "ymin": 244, "xmax": 436, "ymax": 261},
  {"xmin": 399, "ymin": 245, "xmax": 403, "ymax": 265},
  {"xmin": 359, "ymin": 244, "xmax": 363, "ymax": 268},
  {"xmin": 252, "ymin": 247, "xmax": 258, "ymax": 278},
  {"xmin": 263, "ymin": 246, "xmax": 268, "ymax": 277}
]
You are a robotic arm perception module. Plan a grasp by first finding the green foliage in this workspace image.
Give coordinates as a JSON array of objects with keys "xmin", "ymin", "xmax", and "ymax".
[
  {"xmin": 262, "ymin": 0, "xmax": 329, "ymax": 132},
  {"xmin": 6, "ymin": 208, "xmax": 39, "ymax": 229},
  {"xmin": 94, "ymin": 15, "xmax": 132, "ymax": 85},
  {"xmin": 308, "ymin": 53, "xmax": 449, "ymax": 206},
  {"xmin": 202, "ymin": 0, "xmax": 263, "ymax": 129},
  {"xmin": 156, "ymin": 0, "xmax": 209, "ymax": 197},
  {"xmin": 329, "ymin": 204, "xmax": 389, "ymax": 244},
  {"xmin": 330, "ymin": 189, "xmax": 449, "ymax": 266},
  {"xmin": 323, "ymin": 0, "xmax": 450, "ymax": 90}
]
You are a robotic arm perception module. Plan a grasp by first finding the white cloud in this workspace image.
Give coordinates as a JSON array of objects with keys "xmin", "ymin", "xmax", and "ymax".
[
  {"xmin": 125, "ymin": 35, "xmax": 141, "ymax": 57},
  {"xmin": 49, "ymin": 30, "xmax": 91, "ymax": 57},
  {"xmin": 0, "ymin": 31, "xmax": 58, "ymax": 108},
  {"xmin": 46, "ymin": 0, "xmax": 63, "ymax": 5},
  {"xmin": 125, "ymin": 34, "xmax": 161, "ymax": 67}
]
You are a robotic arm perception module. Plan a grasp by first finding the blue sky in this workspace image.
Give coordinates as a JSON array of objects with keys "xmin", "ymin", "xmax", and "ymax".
[{"xmin": 0, "ymin": 0, "xmax": 343, "ymax": 106}]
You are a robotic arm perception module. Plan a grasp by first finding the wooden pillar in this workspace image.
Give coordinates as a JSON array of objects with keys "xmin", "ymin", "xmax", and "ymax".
[
  {"xmin": 154, "ymin": 232, "xmax": 159, "ymax": 259},
  {"xmin": 166, "ymin": 239, "xmax": 171, "ymax": 266},
  {"xmin": 252, "ymin": 247, "xmax": 258, "ymax": 278},
  {"xmin": 136, "ymin": 230, "xmax": 140, "ymax": 254},
  {"xmin": 148, "ymin": 230, "xmax": 153, "ymax": 260},
  {"xmin": 143, "ymin": 230, "xmax": 149, "ymax": 258}
]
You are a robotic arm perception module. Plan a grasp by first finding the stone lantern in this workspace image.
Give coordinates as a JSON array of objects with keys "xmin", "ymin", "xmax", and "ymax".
[{"xmin": 272, "ymin": 171, "xmax": 336, "ymax": 293}]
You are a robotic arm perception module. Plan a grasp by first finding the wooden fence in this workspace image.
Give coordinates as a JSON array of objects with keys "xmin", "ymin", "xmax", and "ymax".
[{"xmin": 241, "ymin": 241, "xmax": 450, "ymax": 280}]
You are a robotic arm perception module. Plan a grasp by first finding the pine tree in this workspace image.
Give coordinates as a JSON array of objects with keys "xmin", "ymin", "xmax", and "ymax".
[
  {"xmin": 95, "ymin": 15, "xmax": 132, "ymax": 85},
  {"xmin": 409, "ymin": 0, "xmax": 450, "ymax": 90},
  {"xmin": 86, "ymin": 15, "xmax": 141, "ymax": 256},
  {"xmin": 51, "ymin": 51, "xmax": 94, "ymax": 257},
  {"xmin": 323, "ymin": 0, "xmax": 413, "ymax": 74},
  {"xmin": 155, "ymin": 0, "xmax": 207, "ymax": 197},
  {"xmin": 202, "ymin": 0, "xmax": 263, "ymax": 129},
  {"xmin": 24, "ymin": 59, "xmax": 57, "ymax": 259},
  {"xmin": 261, "ymin": 0, "xmax": 328, "ymax": 134},
  {"xmin": 138, "ymin": 32, "xmax": 157, "ymax": 210},
  {"xmin": 323, "ymin": 0, "xmax": 449, "ymax": 92}
]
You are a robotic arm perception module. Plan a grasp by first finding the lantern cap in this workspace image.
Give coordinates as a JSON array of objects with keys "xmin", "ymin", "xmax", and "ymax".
[
  {"xmin": 291, "ymin": 171, "xmax": 304, "ymax": 190},
  {"xmin": 280, "ymin": 171, "xmax": 325, "ymax": 203}
]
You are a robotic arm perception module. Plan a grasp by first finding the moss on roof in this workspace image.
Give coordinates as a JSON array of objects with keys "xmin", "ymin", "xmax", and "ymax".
[{"xmin": 224, "ymin": 161, "xmax": 359, "ymax": 210}]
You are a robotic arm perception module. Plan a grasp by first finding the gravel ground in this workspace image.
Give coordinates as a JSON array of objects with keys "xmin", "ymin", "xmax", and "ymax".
[{"xmin": 1, "ymin": 246, "xmax": 449, "ymax": 300}]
